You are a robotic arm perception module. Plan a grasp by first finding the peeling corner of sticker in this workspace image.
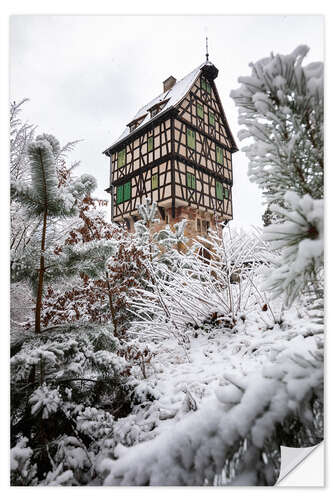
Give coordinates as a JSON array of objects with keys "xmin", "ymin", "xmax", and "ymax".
[{"xmin": 276, "ymin": 442, "xmax": 324, "ymax": 486}]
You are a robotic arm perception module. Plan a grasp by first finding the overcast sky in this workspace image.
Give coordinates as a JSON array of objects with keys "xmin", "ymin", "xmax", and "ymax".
[{"xmin": 10, "ymin": 15, "xmax": 323, "ymax": 227}]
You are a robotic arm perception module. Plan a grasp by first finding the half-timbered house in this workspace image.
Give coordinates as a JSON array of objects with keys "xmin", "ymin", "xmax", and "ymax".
[{"xmin": 103, "ymin": 59, "xmax": 238, "ymax": 238}]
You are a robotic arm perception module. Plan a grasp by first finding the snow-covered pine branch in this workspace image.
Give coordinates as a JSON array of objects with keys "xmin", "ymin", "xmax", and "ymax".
[
  {"xmin": 231, "ymin": 45, "xmax": 324, "ymax": 314},
  {"xmin": 263, "ymin": 192, "xmax": 324, "ymax": 307},
  {"xmin": 231, "ymin": 45, "xmax": 323, "ymax": 217}
]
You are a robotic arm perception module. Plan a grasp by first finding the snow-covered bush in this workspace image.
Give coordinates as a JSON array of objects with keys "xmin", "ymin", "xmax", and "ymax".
[
  {"xmin": 133, "ymin": 198, "xmax": 190, "ymax": 272},
  {"xmin": 101, "ymin": 334, "xmax": 323, "ymax": 486},
  {"xmin": 10, "ymin": 437, "xmax": 37, "ymax": 486},
  {"xmin": 129, "ymin": 226, "xmax": 276, "ymax": 342},
  {"xmin": 10, "ymin": 324, "xmax": 139, "ymax": 484}
]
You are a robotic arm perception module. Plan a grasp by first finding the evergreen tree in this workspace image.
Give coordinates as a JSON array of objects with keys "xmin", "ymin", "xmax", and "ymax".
[
  {"xmin": 10, "ymin": 99, "xmax": 36, "ymax": 182},
  {"xmin": 11, "ymin": 134, "xmax": 97, "ymax": 333}
]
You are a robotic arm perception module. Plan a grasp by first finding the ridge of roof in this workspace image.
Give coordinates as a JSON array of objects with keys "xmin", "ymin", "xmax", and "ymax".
[{"xmin": 104, "ymin": 63, "xmax": 205, "ymax": 153}]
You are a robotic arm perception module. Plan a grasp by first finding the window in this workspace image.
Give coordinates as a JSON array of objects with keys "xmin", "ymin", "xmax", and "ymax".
[
  {"xmin": 201, "ymin": 77, "xmax": 211, "ymax": 94},
  {"xmin": 216, "ymin": 145, "xmax": 224, "ymax": 165},
  {"xmin": 187, "ymin": 128, "xmax": 196, "ymax": 150},
  {"xmin": 152, "ymin": 173, "xmax": 158, "ymax": 190},
  {"xmin": 116, "ymin": 184, "xmax": 123, "ymax": 204},
  {"xmin": 197, "ymin": 219, "xmax": 201, "ymax": 232},
  {"xmin": 187, "ymin": 172, "xmax": 196, "ymax": 189},
  {"xmin": 197, "ymin": 102, "xmax": 204, "ymax": 119},
  {"xmin": 117, "ymin": 181, "xmax": 131, "ymax": 204},
  {"xmin": 149, "ymin": 101, "xmax": 167, "ymax": 118},
  {"xmin": 209, "ymin": 112, "xmax": 215, "ymax": 126},
  {"xmin": 186, "ymin": 173, "xmax": 191, "ymax": 187},
  {"xmin": 123, "ymin": 181, "xmax": 131, "ymax": 201},
  {"xmin": 216, "ymin": 181, "xmax": 223, "ymax": 201},
  {"xmin": 224, "ymin": 187, "xmax": 229, "ymax": 199},
  {"xmin": 118, "ymin": 148, "xmax": 126, "ymax": 168},
  {"xmin": 148, "ymin": 136, "xmax": 154, "ymax": 152}
]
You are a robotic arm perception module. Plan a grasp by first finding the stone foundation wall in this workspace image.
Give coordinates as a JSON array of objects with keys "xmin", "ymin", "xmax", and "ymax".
[{"xmin": 126, "ymin": 205, "xmax": 229, "ymax": 246}]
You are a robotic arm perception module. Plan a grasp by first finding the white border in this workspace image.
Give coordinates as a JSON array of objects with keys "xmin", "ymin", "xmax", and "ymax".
[{"xmin": 1, "ymin": 1, "xmax": 330, "ymax": 497}]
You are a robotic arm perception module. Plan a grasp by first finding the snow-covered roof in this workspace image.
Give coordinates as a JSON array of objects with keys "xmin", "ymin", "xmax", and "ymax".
[{"xmin": 105, "ymin": 63, "xmax": 207, "ymax": 153}]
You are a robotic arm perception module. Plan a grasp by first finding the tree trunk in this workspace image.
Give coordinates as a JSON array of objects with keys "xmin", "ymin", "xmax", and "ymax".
[
  {"xmin": 105, "ymin": 270, "xmax": 118, "ymax": 337},
  {"xmin": 35, "ymin": 208, "xmax": 47, "ymax": 334}
]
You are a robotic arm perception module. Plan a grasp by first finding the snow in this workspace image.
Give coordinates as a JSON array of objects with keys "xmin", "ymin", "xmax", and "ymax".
[
  {"xmin": 264, "ymin": 192, "xmax": 323, "ymax": 304},
  {"xmin": 231, "ymin": 45, "xmax": 323, "ymax": 212},
  {"xmin": 29, "ymin": 384, "xmax": 62, "ymax": 418},
  {"xmin": 10, "ymin": 204, "xmax": 324, "ymax": 485},
  {"xmin": 94, "ymin": 219, "xmax": 323, "ymax": 485},
  {"xmin": 101, "ymin": 299, "xmax": 323, "ymax": 485},
  {"xmin": 10, "ymin": 43, "xmax": 323, "ymax": 483},
  {"xmin": 107, "ymin": 63, "xmax": 206, "ymax": 150},
  {"xmin": 10, "ymin": 437, "xmax": 37, "ymax": 484}
]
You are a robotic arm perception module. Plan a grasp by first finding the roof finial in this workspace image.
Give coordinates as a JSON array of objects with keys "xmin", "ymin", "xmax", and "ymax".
[{"xmin": 205, "ymin": 36, "xmax": 209, "ymax": 62}]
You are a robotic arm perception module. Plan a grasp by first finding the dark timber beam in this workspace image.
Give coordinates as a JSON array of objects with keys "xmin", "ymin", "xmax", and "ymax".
[{"xmin": 171, "ymin": 117, "xmax": 175, "ymax": 218}]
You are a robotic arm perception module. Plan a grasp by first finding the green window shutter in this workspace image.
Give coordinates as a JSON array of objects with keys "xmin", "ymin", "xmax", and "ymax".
[
  {"xmin": 123, "ymin": 181, "xmax": 131, "ymax": 201},
  {"xmin": 216, "ymin": 181, "xmax": 223, "ymax": 201},
  {"xmin": 187, "ymin": 173, "xmax": 196, "ymax": 189},
  {"xmin": 118, "ymin": 148, "xmax": 126, "ymax": 167},
  {"xmin": 148, "ymin": 136, "xmax": 154, "ymax": 152},
  {"xmin": 187, "ymin": 128, "xmax": 196, "ymax": 150},
  {"xmin": 152, "ymin": 173, "xmax": 158, "ymax": 190},
  {"xmin": 224, "ymin": 187, "xmax": 229, "ymax": 199},
  {"xmin": 187, "ymin": 172, "xmax": 192, "ymax": 188},
  {"xmin": 209, "ymin": 112, "xmax": 215, "ymax": 126},
  {"xmin": 201, "ymin": 77, "xmax": 211, "ymax": 93},
  {"xmin": 116, "ymin": 185, "xmax": 123, "ymax": 204},
  {"xmin": 197, "ymin": 103, "xmax": 204, "ymax": 119},
  {"xmin": 216, "ymin": 145, "xmax": 223, "ymax": 165}
]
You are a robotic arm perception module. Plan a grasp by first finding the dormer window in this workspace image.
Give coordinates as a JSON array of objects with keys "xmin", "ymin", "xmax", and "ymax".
[
  {"xmin": 127, "ymin": 113, "xmax": 147, "ymax": 133},
  {"xmin": 148, "ymin": 98, "xmax": 169, "ymax": 119}
]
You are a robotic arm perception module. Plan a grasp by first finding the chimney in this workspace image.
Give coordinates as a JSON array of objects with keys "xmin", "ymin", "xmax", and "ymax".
[{"xmin": 163, "ymin": 75, "xmax": 176, "ymax": 93}]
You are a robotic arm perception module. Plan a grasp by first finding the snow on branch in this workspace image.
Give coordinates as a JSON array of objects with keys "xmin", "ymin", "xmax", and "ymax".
[
  {"xmin": 101, "ymin": 335, "xmax": 323, "ymax": 486},
  {"xmin": 264, "ymin": 192, "xmax": 324, "ymax": 306},
  {"xmin": 231, "ymin": 45, "xmax": 323, "ymax": 204}
]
